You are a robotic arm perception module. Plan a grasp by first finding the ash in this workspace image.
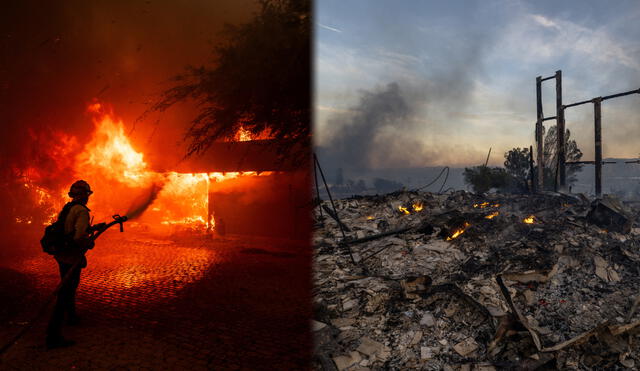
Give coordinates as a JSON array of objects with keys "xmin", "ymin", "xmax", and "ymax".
[{"xmin": 313, "ymin": 190, "xmax": 640, "ymax": 370}]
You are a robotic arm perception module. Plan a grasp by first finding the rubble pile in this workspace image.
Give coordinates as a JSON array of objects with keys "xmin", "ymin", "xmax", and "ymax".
[{"xmin": 313, "ymin": 190, "xmax": 640, "ymax": 370}]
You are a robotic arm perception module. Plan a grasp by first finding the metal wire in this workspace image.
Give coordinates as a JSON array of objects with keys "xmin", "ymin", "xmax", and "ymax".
[{"xmin": 413, "ymin": 166, "xmax": 450, "ymax": 194}]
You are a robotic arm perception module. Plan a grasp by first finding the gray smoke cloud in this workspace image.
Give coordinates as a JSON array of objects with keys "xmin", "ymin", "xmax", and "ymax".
[
  {"xmin": 316, "ymin": 41, "xmax": 488, "ymax": 171},
  {"xmin": 319, "ymin": 82, "xmax": 410, "ymax": 169},
  {"xmin": 315, "ymin": 6, "xmax": 493, "ymax": 171}
]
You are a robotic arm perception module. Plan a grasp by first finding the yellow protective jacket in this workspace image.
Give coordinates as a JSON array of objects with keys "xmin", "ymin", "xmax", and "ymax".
[{"xmin": 54, "ymin": 203, "xmax": 91, "ymax": 267}]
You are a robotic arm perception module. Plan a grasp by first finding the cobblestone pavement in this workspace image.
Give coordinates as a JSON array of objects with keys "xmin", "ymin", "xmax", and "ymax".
[{"xmin": 0, "ymin": 229, "xmax": 312, "ymax": 370}]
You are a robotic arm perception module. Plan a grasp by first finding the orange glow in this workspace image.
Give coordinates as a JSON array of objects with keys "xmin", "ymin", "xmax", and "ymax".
[
  {"xmin": 523, "ymin": 215, "xmax": 535, "ymax": 224},
  {"xmin": 233, "ymin": 125, "xmax": 273, "ymax": 142},
  {"xmin": 485, "ymin": 211, "xmax": 499, "ymax": 219},
  {"xmin": 412, "ymin": 202, "xmax": 423, "ymax": 212},
  {"xmin": 79, "ymin": 113, "xmax": 153, "ymax": 186},
  {"xmin": 87, "ymin": 102, "xmax": 102, "ymax": 113},
  {"xmin": 367, "ymin": 216, "xmax": 374, "ymax": 220},
  {"xmin": 473, "ymin": 202, "xmax": 490, "ymax": 209},
  {"xmin": 446, "ymin": 222, "xmax": 470, "ymax": 241},
  {"xmin": 236, "ymin": 126, "xmax": 253, "ymax": 142},
  {"xmin": 398, "ymin": 206, "xmax": 410, "ymax": 215},
  {"xmin": 19, "ymin": 102, "xmax": 275, "ymax": 231}
]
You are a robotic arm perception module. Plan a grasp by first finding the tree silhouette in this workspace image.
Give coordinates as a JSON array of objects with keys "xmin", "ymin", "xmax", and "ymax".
[
  {"xmin": 542, "ymin": 125, "xmax": 583, "ymax": 188},
  {"xmin": 150, "ymin": 0, "xmax": 310, "ymax": 159},
  {"xmin": 504, "ymin": 147, "xmax": 530, "ymax": 190}
]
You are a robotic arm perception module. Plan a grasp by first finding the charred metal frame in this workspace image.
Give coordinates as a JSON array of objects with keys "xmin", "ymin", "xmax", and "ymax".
[
  {"xmin": 535, "ymin": 71, "xmax": 565, "ymax": 192},
  {"xmin": 535, "ymin": 70, "xmax": 639, "ymax": 197}
]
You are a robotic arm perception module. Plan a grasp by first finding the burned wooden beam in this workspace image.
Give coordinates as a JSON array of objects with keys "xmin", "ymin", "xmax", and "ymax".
[
  {"xmin": 563, "ymin": 98, "xmax": 593, "ymax": 109},
  {"xmin": 556, "ymin": 70, "xmax": 566, "ymax": 190},
  {"xmin": 594, "ymin": 97, "xmax": 602, "ymax": 197},
  {"xmin": 563, "ymin": 88, "xmax": 639, "ymax": 110},
  {"xmin": 529, "ymin": 145, "xmax": 535, "ymax": 193},
  {"xmin": 535, "ymin": 76, "xmax": 545, "ymax": 192},
  {"xmin": 602, "ymin": 88, "xmax": 640, "ymax": 101}
]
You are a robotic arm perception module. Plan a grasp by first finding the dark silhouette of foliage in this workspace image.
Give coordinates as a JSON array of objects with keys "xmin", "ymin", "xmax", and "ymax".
[
  {"xmin": 150, "ymin": 0, "xmax": 310, "ymax": 158},
  {"xmin": 463, "ymin": 166, "xmax": 510, "ymax": 194},
  {"xmin": 541, "ymin": 125, "xmax": 583, "ymax": 189},
  {"xmin": 504, "ymin": 147, "xmax": 531, "ymax": 192}
]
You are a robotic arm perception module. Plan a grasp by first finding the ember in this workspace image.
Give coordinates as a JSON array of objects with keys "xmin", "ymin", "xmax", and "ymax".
[
  {"xmin": 485, "ymin": 211, "xmax": 499, "ymax": 219},
  {"xmin": 314, "ymin": 190, "xmax": 640, "ymax": 369},
  {"xmin": 398, "ymin": 206, "xmax": 410, "ymax": 215},
  {"xmin": 523, "ymin": 215, "xmax": 535, "ymax": 224},
  {"xmin": 412, "ymin": 202, "xmax": 423, "ymax": 212},
  {"xmin": 446, "ymin": 222, "xmax": 470, "ymax": 241}
]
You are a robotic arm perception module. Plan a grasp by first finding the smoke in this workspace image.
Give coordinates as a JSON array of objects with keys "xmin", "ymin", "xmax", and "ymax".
[
  {"xmin": 315, "ymin": 1, "xmax": 496, "ymax": 171},
  {"xmin": 316, "ymin": 42, "xmax": 490, "ymax": 171},
  {"xmin": 125, "ymin": 183, "xmax": 163, "ymax": 220},
  {"xmin": 322, "ymin": 83, "xmax": 411, "ymax": 169}
]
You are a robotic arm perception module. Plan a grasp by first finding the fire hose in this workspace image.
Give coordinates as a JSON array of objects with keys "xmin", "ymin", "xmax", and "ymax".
[{"xmin": 0, "ymin": 214, "xmax": 128, "ymax": 356}]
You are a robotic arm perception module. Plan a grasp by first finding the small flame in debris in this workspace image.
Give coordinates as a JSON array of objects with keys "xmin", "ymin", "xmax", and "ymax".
[
  {"xmin": 523, "ymin": 215, "xmax": 535, "ymax": 224},
  {"xmin": 446, "ymin": 222, "xmax": 470, "ymax": 241},
  {"xmin": 412, "ymin": 202, "xmax": 423, "ymax": 212},
  {"xmin": 473, "ymin": 202, "xmax": 490, "ymax": 209},
  {"xmin": 493, "ymin": 203, "xmax": 500, "ymax": 207},
  {"xmin": 398, "ymin": 206, "xmax": 410, "ymax": 215},
  {"xmin": 235, "ymin": 126, "xmax": 252, "ymax": 142},
  {"xmin": 367, "ymin": 216, "xmax": 374, "ymax": 220},
  {"xmin": 485, "ymin": 211, "xmax": 499, "ymax": 219}
]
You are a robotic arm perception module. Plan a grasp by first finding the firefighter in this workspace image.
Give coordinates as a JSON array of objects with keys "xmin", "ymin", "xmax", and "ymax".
[{"xmin": 46, "ymin": 180, "xmax": 95, "ymax": 349}]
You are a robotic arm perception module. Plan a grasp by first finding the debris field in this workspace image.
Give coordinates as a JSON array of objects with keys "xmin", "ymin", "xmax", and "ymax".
[{"xmin": 313, "ymin": 190, "xmax": 640, "ymax": 370}]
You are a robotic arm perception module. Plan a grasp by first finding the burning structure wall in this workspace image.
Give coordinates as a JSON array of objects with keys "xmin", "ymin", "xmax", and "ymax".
[{"xmin": 7, "ymin": 103, "xmax": 310, "ymax": 239}]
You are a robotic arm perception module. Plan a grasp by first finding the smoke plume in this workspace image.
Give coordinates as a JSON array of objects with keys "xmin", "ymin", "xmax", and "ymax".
[{"xmin": 125, "ymin": 183, "xmax": 163, "ymax": 220}]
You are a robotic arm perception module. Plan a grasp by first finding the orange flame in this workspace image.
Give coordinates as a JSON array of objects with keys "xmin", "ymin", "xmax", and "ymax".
[
  {"xmin": 446, "ymin": 222, "xmax": 470, "ymax": 241},
  {"xmin": 523, "ymin": 215, "xmax": 535, "ymax": 224},
  {"xmin": 18, "ymin": 102, "xmax": 275, "ymax": 231},
  {"xmin": 398, "ymin": 206, "xmax": 410, "ymax": 215},
  {"xmin": 236, "ymin": 126, "xmax": 253, "ymax": 142},
  {"xmin": 485, "ymin": 211, "xmax": 499, "ymax": 219},
  {"xmin": 412, "ymin": 202, "xmax": 423, "ymax": 212}
]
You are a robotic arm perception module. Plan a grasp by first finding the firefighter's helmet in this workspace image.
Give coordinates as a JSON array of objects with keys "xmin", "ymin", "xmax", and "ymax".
[{"xmin": 68, "ymin": 180, "xmax": 93, "ymax": 198}]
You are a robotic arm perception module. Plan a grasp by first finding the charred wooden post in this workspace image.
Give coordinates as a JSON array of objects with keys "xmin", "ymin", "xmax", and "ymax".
[
  {"xmin": 529, "ymin": 145, "xmax": 535, "ymax": 193},
  {"xmin": 555, "ymin": 70, "xmax": 566, "ymax": 191},
  {"xmin": 484, "ymin": 147, "xmax": 491, "ymax": 167},
  {"xmin": 594, "ymin": 97, "xmax": 602, "ymax": 198},
  {"xmin": 535, "ymin": 76, "xmax": 544, "ymax": 191}
]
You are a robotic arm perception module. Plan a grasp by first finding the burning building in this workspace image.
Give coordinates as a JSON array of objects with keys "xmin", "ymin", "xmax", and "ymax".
[{"xmin": 10, "ymin": 102, "xmax": 310, "ymax": 240}]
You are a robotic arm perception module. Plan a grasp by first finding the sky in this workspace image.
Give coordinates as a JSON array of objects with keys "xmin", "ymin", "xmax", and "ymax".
[{"xmin": 314, "ymin": 0, "xmax": 640, "ymax": 170}]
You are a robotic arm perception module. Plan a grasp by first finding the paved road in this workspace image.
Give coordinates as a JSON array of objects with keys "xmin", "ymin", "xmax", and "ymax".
[{"xmin": 0, "ymin": 229, "xmax": 311, "ymax": 370}]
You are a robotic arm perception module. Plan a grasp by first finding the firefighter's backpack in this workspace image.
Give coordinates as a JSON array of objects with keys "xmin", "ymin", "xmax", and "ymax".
[{"xmin": 40, "ymin": 202, "xmax": 83, "ymax": 255}]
